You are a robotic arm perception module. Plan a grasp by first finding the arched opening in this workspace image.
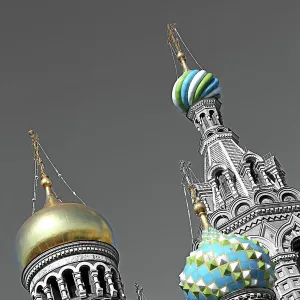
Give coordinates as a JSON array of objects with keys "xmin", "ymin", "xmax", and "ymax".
[
  {"xmin": 200, "ymin": 112, "xmax": 209, "ymax": 130},
  {"xmin": 207, "ymin": 132, "xmax": 213, "ymax": 137},
  {"xmin": 214, "ymin": 215, "xmax": 229, "ymax": 228},
  {"xmin": 215, "ymin": 170, "xmax": 231, "ymax": 199},
  {"xmin": 80, "ymin": 266, "xmax": 92, "ymax": 295},
  {"xmin": 292, "ymin": 237, "xmax": 300, "ymax": 252},
  {"xmin": 111, "ymin": 269, "xmax": 119, "ymax": 298},
  {"xmin": 235, "ymin": 203, "xmax": 250, "ymax": 215},
  {"xmin": 217, "ymin": 128, "xmax": 224, "ymax": 132},
  {"xmin": 246, "ymin": 159, "xmax": 259, "ymax": 185},
  {"xmin": 97, "ymin": 266, "xmax": 107, "ymax": 296},
  {"xmin": 47, "ymin": 277, "xmax": 62, "ymax": 300},
  {"xmin": 259, "ymin": 195, "xmax": 274, "ymax": 204},
  {"xmin": 282, "ymin": 193, "xmax": 297, "ymax": 202},
  {"xmin": 62, "ymin": 269, "xmax": 76, "ymax": 298},
  {"xmin": 36, "ymin": 286, "xmax": 47, "ymax": 300}
]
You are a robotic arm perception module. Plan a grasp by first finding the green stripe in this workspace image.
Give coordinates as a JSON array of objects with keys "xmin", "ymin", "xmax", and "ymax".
[
  {"xmin": 193, "ymin": 73, "xmax": 214, "ymax": 104},
  {"xmin": 175, "ymin": 71, "xmax": 191, "ymax": 112}
]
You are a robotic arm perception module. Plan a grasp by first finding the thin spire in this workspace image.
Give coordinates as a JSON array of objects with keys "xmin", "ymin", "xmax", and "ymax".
[
  {"xmin": 167, "ymin": 23, "xmax": 189, "ymax": 72},
  {"xmin": 28, "ymin": 130, "xmax": 59, "ymax": 208}
]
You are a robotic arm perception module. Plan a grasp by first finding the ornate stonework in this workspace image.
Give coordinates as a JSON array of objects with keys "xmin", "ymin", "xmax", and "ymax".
[
  {"xmin": 24, "ymin": 240, "xmax": 125, "ymax": 300},
  {"xmin": 180, "ymin": 98, "xmax": 300, "ymax": 300}
]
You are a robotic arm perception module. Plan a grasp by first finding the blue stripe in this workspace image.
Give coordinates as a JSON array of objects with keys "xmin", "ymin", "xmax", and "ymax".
[
  {"xmin": 200, "ymin": 78, "xmax": 219, "ymax": 99},
  {"xmin": 181, "ymin": 70, "xmax": 199, "ymax": 109}
]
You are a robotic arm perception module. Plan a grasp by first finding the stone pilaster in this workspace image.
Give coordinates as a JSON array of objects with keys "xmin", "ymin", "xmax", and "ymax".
[
  {"xmin": 57, "ymin": 277, "xmax": 69, "ymax": 300},
  {"xmin": 90, "ymin": 270, "xmax": 103, "ymax": 297},
  {"xmin": 73, "ymin": 272, "xmax": 87, "ymax": 298},
  {"xmin": 43, "ymin": 286, "xmax": 53, "ymax": 300},
  {"xmin": 105, "ymin": 271, "xmax": 118, "ymax": 297}
]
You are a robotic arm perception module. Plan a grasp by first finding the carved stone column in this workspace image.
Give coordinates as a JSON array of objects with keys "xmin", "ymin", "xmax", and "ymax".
[
  {"xmin": 274, "ymin": 171, "xmax": 284, "ymax": 188},
  {"xmin": 90, "ymin": 270, "xmax": 103, "ymax": 296},
  {"xmin": 104, "ymin": 271, "xmax": 118, "ymax": 297},
  {"xmin": 43, "ymin": 286, "xmax": 53, "ymax": 300},
  {"xmin": 57, "ymin": 277, "xmax": 69, "ymax": 300},
  {"xmin": 115, "ymin": 273, "xmax": 126, "ymax": 299},
  {"xmin": 244, "ymin": 166, "xmax": 258, "ymax": 188},
  {"xmin": 73, "ymin": 272, "xmax": 87, "ymax": 298},
  {"xmin": 211, "ymin": 181, "xmax": 224, "ymax": 208},
  {"xmin": 35, "ymin": 294, "xmax": 43, "ymax": 300}
]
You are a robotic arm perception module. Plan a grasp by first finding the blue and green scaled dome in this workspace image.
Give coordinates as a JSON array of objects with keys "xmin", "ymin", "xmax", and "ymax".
[
  {"xmin": 172, "ymin": 69, "xmax": 221, "ymax": 114},
  {"xmin": 179, "ymin": 227, "xmax": 276, "ymax": 300}
]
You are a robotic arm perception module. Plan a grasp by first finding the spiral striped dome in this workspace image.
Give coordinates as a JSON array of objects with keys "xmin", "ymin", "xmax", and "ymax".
[
  {"xmin": 172, "ymin": 69, "xmax": 221, "ymax": 114},
  {"xmin": 179, "ymin": 227, "xmax": 276, "ymax": 300}
]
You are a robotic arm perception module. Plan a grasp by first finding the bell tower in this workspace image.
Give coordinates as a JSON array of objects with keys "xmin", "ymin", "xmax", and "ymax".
[
  {"xmin": 15, "ymin": 131, "xmax": 126, "ymax": 300},
  {"xmin": 167, "ymin": 24, "xmax": 300, "ymax": 300}
]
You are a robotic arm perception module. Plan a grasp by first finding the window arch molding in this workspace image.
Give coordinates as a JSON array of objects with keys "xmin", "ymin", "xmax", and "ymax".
[
  {"xmin": 207, "ymin": 164, "xmax": 228, "ymax": 181},
  {"xmin": 278, "ymin": 187, "xmax": 300, "ymax": 202},
  {"xmin": 209, "ymin": 209, "xmax": 232, "ymax": 228},
  {"xmin": 254, "ymin": 191, "xmax": 277, "ymax": 204},
  {"xmin": 229, "ymin": 197, "xmax": 253, "ymax": 217}
]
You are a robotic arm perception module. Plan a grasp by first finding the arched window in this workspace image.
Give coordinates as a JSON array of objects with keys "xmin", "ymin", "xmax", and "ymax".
[
  {"xmin": 111, "ymin": 269, "xmax": 119, "ymax": 298},
  {"xmin": 47, "ymin": 277, "xmax": 62, "ymax": 300},
  {"xmin": 209, "ymin": 109, "xmax": 219, "ymax": 125},
  {"xmin": 235, "ymin": 203, "xmax": 250, "ymax": 215},
  {"xmin": 214, "ymin": 215, "xmax": 229, "ymax": 228},
  {"xmin": 291, "ymin": 237, "xmax": 300, "ymax": 252},
  {"xmin": 62, "ymin": 269, "xmax": 76, "ymax": 298},
  {"xmin": 200, "ymin": 113, "xmax": 209, "ymax": 130},
  {"xmin": 258, "ymin": 195, "xmax": 274, "ymax": 204},
  {"xmin": 215, "ymin": 170, "xmax": 231, "ymax": 199},
  {"xmin": 80, "ymin": 266, "xmax": 92, "ymax": 295},
  {"xmin": 97, "ymin": 266, "xmax": 107, "ymax": 296},
  {"xmin": 282, "ymin": 193, "xmax": 297, "ymax": 202},
  {"xmin": 248, "ymin": 160, "xmax": 259, "ymax": 184}
]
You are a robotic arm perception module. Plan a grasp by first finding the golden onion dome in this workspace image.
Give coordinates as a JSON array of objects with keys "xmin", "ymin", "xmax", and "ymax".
[{"xmin": 15, "ymin": 175, "xmax": 116, "ymax": 272}]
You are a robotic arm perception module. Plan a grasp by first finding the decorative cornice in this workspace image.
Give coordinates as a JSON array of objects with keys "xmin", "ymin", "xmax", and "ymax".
[
  {"xmin": 22, "ymin": 240, "xmax": 119, "ymax": 291},
  {"xmin": 272, "ymin": 251, "xmax": 298, "ymax": 263},
  {"xmin": 187, "ymin": 98, "xmax": 222, "ymax": 121},
  {"xmin": 221, "ymin": 287, "xmax": 276, "ymax": 300},
  {"xmin": 199, "ymin": 131, "xmax": 240, "ymax": 155},
  {"xmin": 214, "ymin": 202, "xmax": 300, "ymax": 235}
]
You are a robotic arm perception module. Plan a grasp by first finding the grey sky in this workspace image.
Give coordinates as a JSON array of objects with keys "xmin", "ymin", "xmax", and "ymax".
[{"xmin": 1, "ymin": 1, "xmax": 300, "ymax": 299}]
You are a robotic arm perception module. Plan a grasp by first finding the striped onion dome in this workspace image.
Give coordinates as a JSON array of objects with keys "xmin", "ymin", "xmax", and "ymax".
[
  {"xmin": 179, "ymin": 227, "xmax": 276, "ymax": 300},
  {"xmin": 172, "ymin": 69, "xmax": 221, "ymax": 114}
]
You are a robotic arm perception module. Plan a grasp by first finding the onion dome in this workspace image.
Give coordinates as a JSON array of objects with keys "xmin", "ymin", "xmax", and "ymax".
[
  {"xmin": 172, "ymin": 69, "xmax": 221, "ymax": 114},
  {"xmin": 14, "ymin": 131, "xmax": 116, "ymax": 272},
  {"xmin": 167, "ymin": 24, "xmax": 221, "ymax": 114},
  {"xmin": 179, "ymin": 187, "xmax": 276, "ymax": 300}
]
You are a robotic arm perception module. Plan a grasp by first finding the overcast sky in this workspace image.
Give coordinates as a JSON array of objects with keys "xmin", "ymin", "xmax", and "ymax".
[{"xmin": 1, "ymin": 1, "xmax": 300, "ymax": 299}]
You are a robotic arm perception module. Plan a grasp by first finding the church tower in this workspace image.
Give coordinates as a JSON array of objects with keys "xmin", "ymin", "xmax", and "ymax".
[
  {"xmin": 167, "ymin": 24, "xmax": 300, "ymax": 300},
  {"xmin": 15, "ymin": 131, "xmax": 126, "ymax": 300}
]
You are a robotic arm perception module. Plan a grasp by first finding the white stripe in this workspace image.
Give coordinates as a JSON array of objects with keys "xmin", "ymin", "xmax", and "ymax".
[{"xmin": 187, "ymin": 70, "xmax": 207, "ymax": 105}]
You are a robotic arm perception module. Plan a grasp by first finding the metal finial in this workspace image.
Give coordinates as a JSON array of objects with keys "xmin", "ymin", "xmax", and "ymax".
[
  {"xmin": 28, "ymin": 130, "xmax": 59, "ymax": 208},
  {"xmin": 167, "ymin": 23, "xmax": 189, "ymax": 72},
  {"xmin": 189, "ymin": 184, "xmax": 211, "ymax": 230},
  {"xmin": 29, "ymin": 130, "xmax": 46, "ymax": 176}
]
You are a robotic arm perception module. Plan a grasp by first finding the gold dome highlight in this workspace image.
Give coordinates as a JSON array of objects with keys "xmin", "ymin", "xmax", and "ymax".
[{"xmin": 15, "ymin": 199, "xmax": 116, "ymax": 271}]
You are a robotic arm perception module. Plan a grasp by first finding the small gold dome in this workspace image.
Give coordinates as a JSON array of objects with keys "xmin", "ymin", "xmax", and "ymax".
[{"xmin": 15, "ymin": 200, "xmax": 116, "ymax": 272}]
